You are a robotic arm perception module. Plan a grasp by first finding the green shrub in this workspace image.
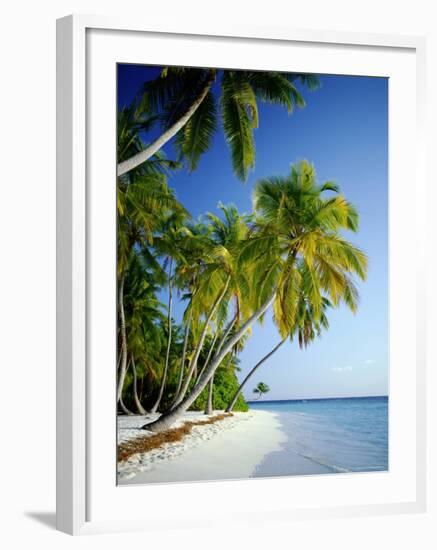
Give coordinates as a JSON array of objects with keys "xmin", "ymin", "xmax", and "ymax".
[{"xmin": 190, "ymin": 364, "xmax": 248, "ymax": 412}]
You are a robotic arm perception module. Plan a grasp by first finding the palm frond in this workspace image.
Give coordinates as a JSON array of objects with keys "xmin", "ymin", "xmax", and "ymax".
[
  {"xmin": 220, "ymin": 71, "xmax": 255, "ymax": 181},
  {"xmin": 176, "ymin": 90, "xmax": 217, "ymax": 171},
  {"xmin": 245, "ymin": 71, "xmax": 305, "ymax": 112}
]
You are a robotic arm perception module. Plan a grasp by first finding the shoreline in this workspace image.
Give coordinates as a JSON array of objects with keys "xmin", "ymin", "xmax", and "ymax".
[{"xmin": 118, "ymin": 409, "xmax": 285, "ymax": 484}]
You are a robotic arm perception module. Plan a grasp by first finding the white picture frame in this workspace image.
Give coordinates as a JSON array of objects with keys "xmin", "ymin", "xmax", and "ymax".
[{"xmin": 56, "ymin": 14, "xmax": 427, "ymax": 535}]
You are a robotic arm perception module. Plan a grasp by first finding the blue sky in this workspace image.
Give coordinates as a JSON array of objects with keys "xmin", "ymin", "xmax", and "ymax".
[{"xmin": 118, "ymin": 65, "xmax": 388, "ymax": 400}]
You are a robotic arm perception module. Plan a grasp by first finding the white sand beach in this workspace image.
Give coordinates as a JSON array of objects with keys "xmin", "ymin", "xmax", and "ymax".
[{"xmin": 118, "ymin": 409, "xmax": 286, "ymax": 484}]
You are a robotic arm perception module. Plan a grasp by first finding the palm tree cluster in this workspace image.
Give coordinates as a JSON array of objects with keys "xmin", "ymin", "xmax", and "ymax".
[{"xmin": 116, "ymin": 66, "xmax": 368, "ymax": 433}]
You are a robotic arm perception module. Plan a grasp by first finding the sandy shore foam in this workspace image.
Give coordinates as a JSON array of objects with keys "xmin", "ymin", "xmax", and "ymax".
[{"xmin": 118, "ymin": 410, "xmax": 285, "ymax": 484}]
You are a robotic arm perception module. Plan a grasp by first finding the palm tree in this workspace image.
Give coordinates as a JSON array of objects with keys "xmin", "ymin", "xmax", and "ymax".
[
  {"xmin": 116, "ymin": 105, "xmax": 188, "ymax": 405},
  {"xmin": 253, "ymin": 382, "xmax": 270, "ymax": 400},
  {"xmin": 142, "ymin": 161, "xmax": 367, "ymax": 432},
  {"xmin": 119, "ymin": 249, "xmax": 165, "ymax": 410},
  {"xmin": 117, "ymin": 101, "xmax": 179, "ymax": 182},
  {"xmin": 171, "ymin": 205, "xmax": 251, "ymax": 408},
  {"xmin": 149, "ymin": 217, "xmax": 190, "ymax": 413},
  {"xmin": 117, "ymin": 100, "xmax": 184, "ymax": 279},
  {"xmin": 168, "ymin": 221, "xmax": 213, "ymax": 408},
  {"xmin": 117, "ymin": 68, "xmax": 319, "ymax": 179},
  {"xmin": 148, "ymin": 256, "xmax": 173, "ymax": 414}
]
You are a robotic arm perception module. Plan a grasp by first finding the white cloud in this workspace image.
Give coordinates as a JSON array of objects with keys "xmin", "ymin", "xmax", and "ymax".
[
  {"xmin": 364, "ymin": 359, "xmax": 376, "ymax": 365},
  {"xmin": 332, "ymin": 366, "xmax": 353, "ymax": 372}
]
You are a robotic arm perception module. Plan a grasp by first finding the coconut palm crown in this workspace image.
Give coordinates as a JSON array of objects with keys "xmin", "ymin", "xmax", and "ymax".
[
  {"xmin": 245, "ymin": 160, "xmax": 368, "ymax": 339},
  {"xmin": 253, "ymin": 382, "xmax": 270, "ymax": 400}
]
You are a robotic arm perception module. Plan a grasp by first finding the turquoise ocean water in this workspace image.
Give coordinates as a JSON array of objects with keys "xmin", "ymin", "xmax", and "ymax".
[{"xmin": 249, "ymin": 396, "xmax": 388, "ymax": 477}]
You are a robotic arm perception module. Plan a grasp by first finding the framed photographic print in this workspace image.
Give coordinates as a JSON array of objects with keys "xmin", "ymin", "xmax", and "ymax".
[{"xmin": 56, "ymin": 15, "xmax": 427, "ymax": 535}]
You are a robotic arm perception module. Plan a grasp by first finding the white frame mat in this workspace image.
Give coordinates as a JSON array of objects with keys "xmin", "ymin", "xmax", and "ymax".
[{"xmin": 56, "ymin": 14, "xmax": 427, "ymax": 535}]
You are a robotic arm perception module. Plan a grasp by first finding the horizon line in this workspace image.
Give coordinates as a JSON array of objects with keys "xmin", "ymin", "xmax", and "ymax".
[{"xmin": 247, "ymin": 394, "xmax": 388, "ymax": 403}]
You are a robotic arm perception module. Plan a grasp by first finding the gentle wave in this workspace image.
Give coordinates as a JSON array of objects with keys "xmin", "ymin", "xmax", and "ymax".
[
  {"xmin": 250, "ymin": 396, "xmax": 388, "ymax": 477},
  {"xmin": 297, "ymin": 452, "xmax": 351, "ymax": 473}
]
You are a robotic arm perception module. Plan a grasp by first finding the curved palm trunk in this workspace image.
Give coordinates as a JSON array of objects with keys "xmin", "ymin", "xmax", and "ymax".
[
  {"xmin": 117, "ymin": 277, "xmax": 128, "ymax": 403},
  {"xmin": 169, "ymin": 309, "xmax": 192, "ymax": 409},
  {"xmin": 173, "ymin": 276, "xmax": 230, "ymax": 407},
  {"xmin": 118, "ymin": 357, "xmax": 134, "ymax": 415},
  {"xmin": 150, "ymin": 259, "xmax": 173, "ymax": 413},
  {"xmin": 207, "ymin": 349, "xmax": 234, "ymax": 416},
  {"xmin": 131, "ymin": 357, "xmax": 147, "ymax": 415},
  {"xmin": 204, "ymin": 375, "xmax": 214, "ymax": 415},
  {"xmin": 195, "ymin": 330, "xmax": 218, "ymax": 386},
  {"xmin": 225, "ymin": 338, "xmax": 286, "ymax": 413},
  {"xmin": 142, "ymin": 291, "xmax": 276, "ymax": 432},
  {"xmin": 195, "ymin": 315, "xmax": 236, "ymax": 386},
  {"xmin": 117, "ymin": 71, "xmax": 216, "ymax": 176},
  {"xmin": 119, "ymin": 395, "xmax": 134, "ymax": 415}
]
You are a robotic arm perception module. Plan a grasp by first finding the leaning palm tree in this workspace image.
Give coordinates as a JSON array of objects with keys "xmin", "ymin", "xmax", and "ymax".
[
  {"xmin": 252, "ymin": 382, "xmax": 270, "ymax": 400},
  {"xmin": 142, "ymin": 161, "xmax": 367, "ymax": 432},
  {"xmin": 117, "ymin": 100, "xmax": 179, "ymax": 182},
  {"xmin": 117, "ymin": 68, "xmax": 319, "ymax": 179}
]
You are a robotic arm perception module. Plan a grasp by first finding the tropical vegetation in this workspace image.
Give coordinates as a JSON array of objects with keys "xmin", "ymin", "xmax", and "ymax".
[{"xmin": 116, "ymin": 66, "xmax": 368, "ymax": 434}]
